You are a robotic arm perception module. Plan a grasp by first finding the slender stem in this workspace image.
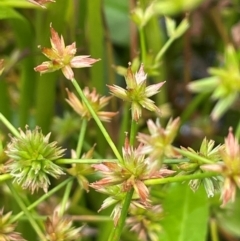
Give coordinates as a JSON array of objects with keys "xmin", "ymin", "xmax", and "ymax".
[
  {"xmin": 130, "ymin": 119, "xmax": 138, "ymax": 145},
  {"xmin": 59, "ymin": 180, "xmax": 73, "ymax": 216},
  {"xmin": 56, "ymin": 159, "xmax": 117, "ymax": 164},
  {"xmin": 155, "ymin": 36, "xmax": 175, "ymax": 63},
  {"xmin": 76, "ymin": 119, "xmax": 87, "ymax": 158},
  {"xmin": 0, "ymin": 113, "xmax": 20, "ymax": 137},
  {"xmin": 71, "ymin": 79, "xmax": 123, "ymax": 163},
  {"xmin": 0, "ymin": 174, "xmax": 12, "ymax": 183},
  {"xmin": 174, "ymin": 147, "xmax": 213, "ymax": 164},
  {"xmin": 139, "ymin": 27, "xmax": 146, "ymax": 63},
  {"xmin": 7, "ymin": 182, "xmax": 47, "ymax": 241},
  {"xmin": 108, "ymin": 188, "xmax": 134, "ymax": 241},
  {"xmin": 11, "ymin": 177, "xmax": 74, "ymax": 223},
  {"xmin": 163, "ymin": 158, "xmax": 189, "ymax": 164},
  {"xmin": 71, "ymin": 215, "xmax": 112, "ymax": 222},
  {"xmin": 210, "ymin": 218, "xmax": 219, "ymax": 241},
  {"xmin": 144, "ymin": 172, "xmax": 218, "ymax": 185}
]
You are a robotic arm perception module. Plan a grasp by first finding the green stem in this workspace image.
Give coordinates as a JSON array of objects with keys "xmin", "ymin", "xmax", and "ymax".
[
  {"xmin": 108, "ymin": 188, "xmax": 134, "ymax": 241},
  {"xmin": 155, "ymin": 36, "xmax": 175, "ymax": 63},
  {"xmin": 7, "ymin": 182, "xmax": 47, "ymax": 241},
  {"xmin": 10, "ymin": 177, "xmax": 74, "ymax": 223},
  {"xmin": 144, "ymin": 172, "xmax": 218, "ymax": 185},
  {"xmin": 56, "ymin": 158, "xmax": 117, "ymax": 164},
  {"xmin": 0, "ymin": 174, "xmax": 12, "ymax": 183},
  {"xmin": 130, "ymin": 119, "xmax": 138, "ymax": 145},
  {"xmin": 163, "ymin": 158, "xmax": 189, "ymax": 164},
  {"xmin": 0, "ymin": 113, "xmax": 20, "ymax": 137},
  {"xmin": 210, "ymin": 218, "xmax": 219, "ymax": 241},
  {"xmin": 71, "ymin": 79, "xmax": 123, "ymax": 163},
  {"xmin": 174, "ymin": 147, "xmax": 213, "ymax": 164},
  {"xmin": 139, "ymin": 27, "xmax": 146, "ymax": 63},
  {"xmin": 76, "ymin": 119, "xmax": 87, "ymax": 158},
  {"xmin": 59, "ymin": 180, "xmax": 73, "ymax": 216}
]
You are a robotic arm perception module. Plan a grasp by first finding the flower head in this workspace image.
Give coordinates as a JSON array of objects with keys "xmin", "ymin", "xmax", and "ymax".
[
  {"xmin": 45, "ymin": 211, "xmax": 82, "ymax": 241},
  {"xmin": 34, "ymin": 25, "xmax": 100, "ymax": 80},
  {"xmin": 65, "ymin": 87, "xmax": 117, "ymax": 122},
  {"xmin": 0, "ymin": 208, "xmax": 26, "ymax": 241},
  {"xmin": 201, "ymin": 128, "xmax": 240, "ymax": 206},
  {"xmin": 90, "ymin": 138, "xmax": 174, "ymax": 204},
  {"xmin": 5, "ymin": 126, "xmax": 65, "ymax": 193},
  {"xmin": 28, "ymin": 0, "xmax": 55, "ymax": 8},
  {"xmin": 137, "ymin": 118, "xmax": 180, "ymax": 165},
  {"xmin": 108, "ymin": 63, "xmax": 165, "ymax": 121}
]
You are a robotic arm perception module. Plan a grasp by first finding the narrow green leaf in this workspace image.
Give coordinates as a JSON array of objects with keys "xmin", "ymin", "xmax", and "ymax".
[{"xmin": 161, "ymin": 183, "xmax": 209, "ymax": 241}]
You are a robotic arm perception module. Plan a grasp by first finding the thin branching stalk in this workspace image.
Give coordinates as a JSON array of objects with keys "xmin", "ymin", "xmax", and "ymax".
[
  {"xmin": 55, "ymin": 159, "xmax": 117, "ymax": 164},
  {"xmin": 10, "ymin": 177, "xmax": 74, "ymax": 223},
  {"xmin": 59, "ymin": 180, "xmax": 73, "ymax": 217},
  {"xmin": 175, "ymin": 147, "xmax": 214, "ymax": 164},
  {"xmin": 144, "ymin": 172, "xmax": 218, "ymax": 185},
  {"xmin": 7, "ymin": 182, "xmax": 47, "ymax": 241},
  {"xmin": 71, "ymin": 78, "xmax": 123, "ymax": 163}
]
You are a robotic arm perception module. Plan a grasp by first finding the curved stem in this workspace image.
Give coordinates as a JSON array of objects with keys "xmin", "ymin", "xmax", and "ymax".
[
  {"xmin": 108, "ymin": 188, "xmax": 134, "ymax": 241},
  {"xmin": 71, "ymin": 78, "xmax": 123, "ymax": 163},
  {"xmin": 144, "ymin": 172, "xmax": 218, "ymax": 185}
]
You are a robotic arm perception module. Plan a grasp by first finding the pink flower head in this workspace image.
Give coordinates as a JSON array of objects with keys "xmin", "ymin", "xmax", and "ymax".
[{"xmin": 34, "ymin": 24, "xmax": 100, "ymax": 80}]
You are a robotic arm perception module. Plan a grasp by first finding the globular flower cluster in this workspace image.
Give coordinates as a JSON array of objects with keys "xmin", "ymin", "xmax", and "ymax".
[
  {"xmin": 0, "ymin": 208, "xmax": 25, "ymax": 241},
  {"xmin": 65, "ymin": 87, "xmax": 117, "ymax": 122},
  {"xmin": 45, "ymin": 211, "xmax": 82, "ymax": 241},
  {"xmin": 90, "ymin": 138, "xmax": 174, "ymax": 225},
  {"xmin": 34, "ymin": 25, "xmax": 100, "ymax": 80},
  {"xmin": 5, "ymin": 126, "xmax": 65, "ymax": 193},
  {"xmin": 108, "ymin": 64, "xmax": 165, "ymax": 121}
]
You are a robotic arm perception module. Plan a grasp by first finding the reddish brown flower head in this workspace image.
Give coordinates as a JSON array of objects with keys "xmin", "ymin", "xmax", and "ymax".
[
  {"xmin": 34, "ymin": 25, "xmax": 100, "ymax": 80},
  {"xmin": 28, "ymin": 0, "xmax": 55, "ymax": 8}
]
